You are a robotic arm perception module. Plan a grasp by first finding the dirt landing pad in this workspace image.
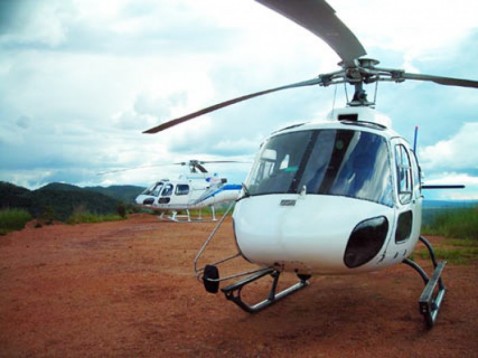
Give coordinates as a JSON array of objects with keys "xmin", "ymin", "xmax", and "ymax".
[{"xmin": 1, "ymin": 214, "xmax": 477, "ymax": 357}]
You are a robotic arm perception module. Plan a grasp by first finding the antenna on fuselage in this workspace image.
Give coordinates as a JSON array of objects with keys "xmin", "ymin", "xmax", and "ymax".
[{"xmin": 413, "ymin": 126, "xmax": 419, "ymax": 152}]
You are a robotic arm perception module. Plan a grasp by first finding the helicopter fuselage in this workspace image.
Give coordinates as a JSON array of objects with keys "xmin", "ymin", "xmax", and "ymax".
[
  {"xmin": 136, "ymin": 175, "xmax": 241, "ymax": 211},
  {"xmin": 233, "ymin": 107, "xmax": 423, "ymax": 275},
  {"xmin": 142, "ymin": 0, "xmax": 472, "ymax": 325}
]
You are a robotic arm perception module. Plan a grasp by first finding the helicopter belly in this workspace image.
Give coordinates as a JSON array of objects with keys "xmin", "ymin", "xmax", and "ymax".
[{"xmin": 233, "ymin": 195, "xmax": 395, "ymax": 274}]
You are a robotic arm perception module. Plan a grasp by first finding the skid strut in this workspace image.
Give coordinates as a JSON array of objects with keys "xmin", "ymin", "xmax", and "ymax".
[
  {"xmin": 403, "ymin": 236, "xmax": 446, "ymax": 328},
  {"xmin": 213, "ymin": 268, "xmax": 309, "ymax": 314}
]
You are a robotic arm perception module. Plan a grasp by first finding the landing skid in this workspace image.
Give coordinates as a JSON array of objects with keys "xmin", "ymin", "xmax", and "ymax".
[
  {"xmin": 157, "ymin": 207, "xmax": 218, "ymax": 222},
  {"xmin": 223, "ymin": 269, "xmax": 309, "ymax": 313},
  {"xmin": 194, "ymin": 202, "xmax": 309, "ymax": 313},
  {"xmin": 204, "ymin": 266, "xmax": 309, "ymax": 313},
  {"xmin": 165, "ymin": 210, "xmax": 191, "ymax": 222},
  {"xmin": 403, "ymin": 236, "xmax": 447, "ymax": 328}
]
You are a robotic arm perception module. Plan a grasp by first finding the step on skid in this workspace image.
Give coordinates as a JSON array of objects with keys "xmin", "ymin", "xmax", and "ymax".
[{"xmin": 402, "ymin": 236, "xmax": 447, "ymax": 328}]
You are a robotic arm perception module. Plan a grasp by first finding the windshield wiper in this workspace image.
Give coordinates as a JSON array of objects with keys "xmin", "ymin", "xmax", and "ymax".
[{"xmin": 239, "ymin": 183, "xmax": 251, "ymax": 200}]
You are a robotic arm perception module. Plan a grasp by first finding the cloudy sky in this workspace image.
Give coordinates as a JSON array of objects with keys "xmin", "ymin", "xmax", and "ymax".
[{"xmin": 1, "ymin": 0, "xmax": 477, "ymax": 200}]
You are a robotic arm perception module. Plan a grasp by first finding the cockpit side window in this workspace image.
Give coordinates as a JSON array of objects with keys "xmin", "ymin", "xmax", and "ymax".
[
  {"xmin": 395, "ymin": 144, "xmax": 413, "ymax": 204},
  {"xmin": 410, "ymin": 150, "xmax": 422, "ymax": 195}
]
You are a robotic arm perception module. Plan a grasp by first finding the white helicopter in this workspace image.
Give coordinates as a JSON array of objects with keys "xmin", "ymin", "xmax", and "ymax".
[
  {"xmin": 135, "ymin": 160, "xmax": 242, "ymax": 221},
  {"xmin": 142, "ymin": 0, "xmax": 477, "ymax": 327}
]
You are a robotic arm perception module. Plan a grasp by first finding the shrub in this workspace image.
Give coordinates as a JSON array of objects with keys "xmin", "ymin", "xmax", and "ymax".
[
  {"xmin": 0, "ymin": 208, "xmax": 32, "ymax": 235},
  {"xmin": 117, "ymin": 203, "xmax": 127, "ymax": 218}
]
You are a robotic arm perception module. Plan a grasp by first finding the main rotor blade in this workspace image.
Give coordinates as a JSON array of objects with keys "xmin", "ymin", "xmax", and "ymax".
[
  {"xmin": 97, "ymin": 164, "xmax": 164, "ymax": 175},
  {"xmin": 400, "ymin": 72, "xmax": 478, "ymax": 88},
  {"xmin": 256, "ymin": 0, "xmax": 366, "ymax": 65},
  {"xmin": 196, "ymin": 163, "xmax": 208, "ymax": 173},
  {"xmin": 201, "ymin": 160, "xmax": 247, "ymax": 164},
  {"xmin": 174, "ymin": 160, "xmax": 246, "ymax": 165},
  {"xmin": 143, "ymin": 77, "xmax": 323, "ymax": 134}
]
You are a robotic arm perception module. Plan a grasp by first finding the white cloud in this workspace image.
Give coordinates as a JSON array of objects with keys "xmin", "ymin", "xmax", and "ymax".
[
  {"xmin": 0, "ymin": 0, "xmax": 74, "ymax": 48},
  {"xmin": 421, "ymin": 172, "xmax": 478, "ymax": 200},
  {"xmin": 419, "ymin": 122, "xmax": 478, "ymax": 171},
  {"xmin": 0, "ymin": 0, "xmax": 477, "ymax": 196},
  {"xmin": 419, "ymin": 122, "xmax": 478, "ymax": 200},
  {"xmin": 332, "ymin": 0, "xmax": 478, "ymax": 63}
]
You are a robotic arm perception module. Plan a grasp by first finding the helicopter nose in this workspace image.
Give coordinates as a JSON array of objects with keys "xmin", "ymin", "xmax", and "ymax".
[
  {"xmin": 233, "ymin": 195, "xmax": 393, "ymax": 274},
  {"xmin": 135, "ymin": 195, "xmax": 154, "ymax": 205}
]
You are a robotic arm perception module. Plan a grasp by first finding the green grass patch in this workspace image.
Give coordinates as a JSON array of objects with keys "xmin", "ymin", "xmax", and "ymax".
[
  {"xmin": 66, "ymin": 204, "xmax": 124, "ymax": 225},
  {"xmin": 415, "ymin": 238, "xmax": 478, "ymax": 265},
  {"xmin": 67, "ymin": 211, "xmax": 123, "ymax": 225},
  {"xmin": 0, "ymin": 208, "xmax": 32, "ymax": 235},
  {"xmin": 422, "ymin": 206, "xmax": 478, "ymax": 240}
]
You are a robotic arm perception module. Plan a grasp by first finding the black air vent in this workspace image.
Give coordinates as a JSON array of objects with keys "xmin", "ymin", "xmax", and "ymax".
[{"xmin": 338, "ymin": 113, "xmax": 358, "ymax": 121}]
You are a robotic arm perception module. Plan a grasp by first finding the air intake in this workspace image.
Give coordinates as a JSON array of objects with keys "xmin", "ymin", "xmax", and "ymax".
[{"xmin": 338, "ymin": 113, "xmax": 358, "ymax": 121}]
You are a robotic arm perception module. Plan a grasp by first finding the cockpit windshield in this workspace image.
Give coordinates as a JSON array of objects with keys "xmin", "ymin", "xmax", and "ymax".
[
  {"xmin": 245, "ymin": 129, "xmax": 393, "ymax": 207},
  {"xmin": 142, "ymin": 182, "xmax": 164, "ymax": 197}
]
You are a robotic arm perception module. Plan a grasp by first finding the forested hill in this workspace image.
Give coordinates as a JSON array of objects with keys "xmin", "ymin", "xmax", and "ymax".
[
  {"xmin": 85, "ymin": 185, "xmax": 146, "ymax": 204},
  {"xmin": 0, "ymin": 182, "xmax": 145, "ymax": 221}
]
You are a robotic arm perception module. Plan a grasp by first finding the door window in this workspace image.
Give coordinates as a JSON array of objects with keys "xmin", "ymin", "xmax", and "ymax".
[
  {"xmin": 395, "ymin": 210, "xmax": 413, "ymax": 242},
  {"xmin": 161, "ymin": 183, "xmax": 174, "ymax": 197},
  {"xmin": 395, "ymin": 144, "xmax": 413, "ymax": 204},
  {"xmin": 175, "ymin": 184, "xmax": 190, "ymax": 196}
]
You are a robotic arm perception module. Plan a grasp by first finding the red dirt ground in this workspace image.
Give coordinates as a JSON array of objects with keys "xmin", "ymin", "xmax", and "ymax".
[{"xmin": 1, "ymin": 213, "xmax": 477, "ymax": 357}]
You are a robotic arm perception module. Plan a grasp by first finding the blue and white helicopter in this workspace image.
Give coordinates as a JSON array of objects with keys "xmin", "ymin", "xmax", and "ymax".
[
  {"xmin": 135, "ymin": 160, "xmax": 242, "ymax": 221},
  {"xmin": 142, "ymin": 0, "xmax": 477, "ymax": 327}
]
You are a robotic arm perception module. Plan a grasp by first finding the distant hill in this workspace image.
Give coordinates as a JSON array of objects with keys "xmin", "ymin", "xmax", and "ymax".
[
  {"xmin": 423, "ymin": 199, "xmax": 478, "ymax": 209},
  {"xmin": 86, "ymin": 185, "xmax": 145, "ymax": 204},
  {"xmin": 0, "ymin": 182, "xmax": 31, "ymax": 208},
  {"xmin": 0, "ymin": 181, "xmax": 145, "ymax": 221},
  {"xmin": 38, "ymin": 182, "xmax": 84, "ymax": 192},
  {"xmin": 1, "ymin": 181, "xmax": 474, "ymax": 224},
  {"xmin": 422, "ymin": 199, "xmax": 477, "ymax": 226}
]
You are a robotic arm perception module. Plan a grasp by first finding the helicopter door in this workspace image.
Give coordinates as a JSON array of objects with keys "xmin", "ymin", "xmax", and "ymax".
[
  {"xmin": 173, "ymin": 184, "xmax": 191, "ymax": 206},
  {"xmin": 392, "ymin": 140, "xmax": 422, "ymax": 245},
  {"xmin": 158, "ymin": 183, "xmax": 174, "ymax": 204}
]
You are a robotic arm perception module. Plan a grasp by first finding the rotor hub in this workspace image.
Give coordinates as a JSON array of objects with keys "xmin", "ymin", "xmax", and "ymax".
[{"xmin": 357, "ymin": 58, "xmax": 380, "ymax": 68}]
